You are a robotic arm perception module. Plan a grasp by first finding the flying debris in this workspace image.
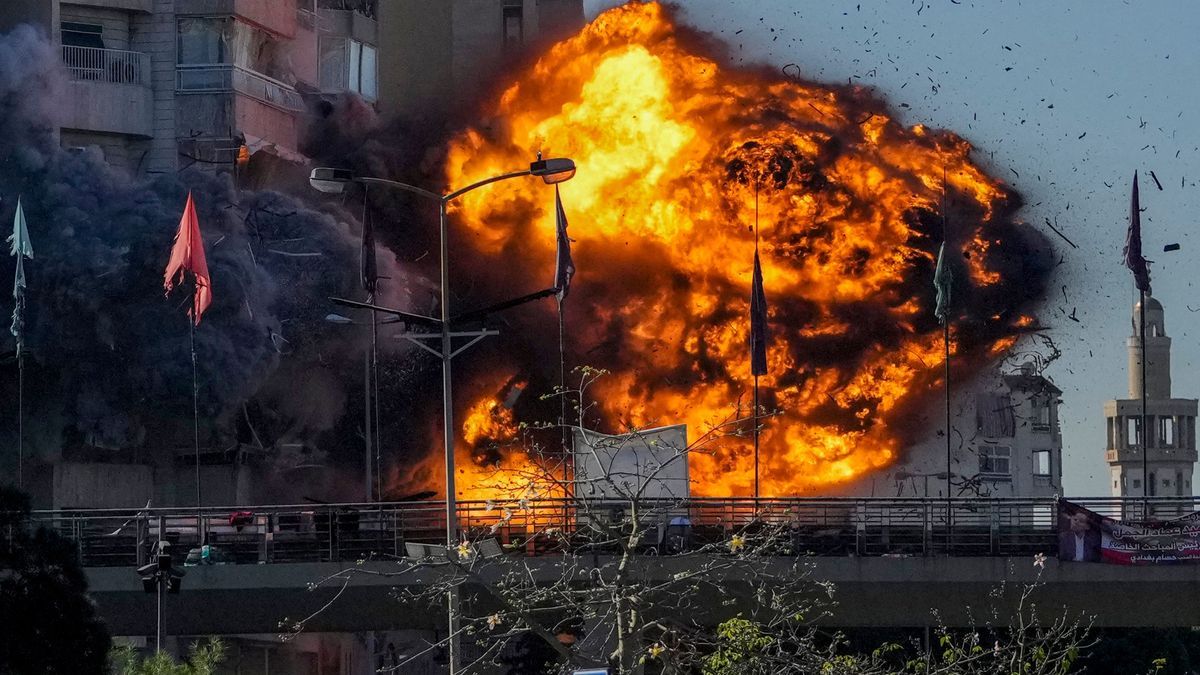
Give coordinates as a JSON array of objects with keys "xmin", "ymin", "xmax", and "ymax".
[{"xmin": 436, "ymin": 1, "xmax": 1053, "ymax": 497}]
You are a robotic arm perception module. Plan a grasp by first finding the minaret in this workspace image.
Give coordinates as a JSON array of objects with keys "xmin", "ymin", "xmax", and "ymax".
[{"xmin": 1104, "ymin": 296, "xmax": 1198, "ymax": 499}]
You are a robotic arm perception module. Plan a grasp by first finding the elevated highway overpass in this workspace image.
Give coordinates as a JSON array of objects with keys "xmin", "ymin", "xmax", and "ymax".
[{"xmin": 25, "ymin": 497, "xmax": 1200, "ymax": 634}]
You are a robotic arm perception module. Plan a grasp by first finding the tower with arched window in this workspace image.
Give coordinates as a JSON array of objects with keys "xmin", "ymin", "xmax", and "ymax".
[{"xmin": 1104, "ymin": 296, "xmax": 1198, "ymax": 499}]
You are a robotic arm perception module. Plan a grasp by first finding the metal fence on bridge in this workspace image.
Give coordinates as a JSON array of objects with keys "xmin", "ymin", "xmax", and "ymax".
[{"xmin": 17, "ymin": 497, "xmax": 1197, "ymax": 568}]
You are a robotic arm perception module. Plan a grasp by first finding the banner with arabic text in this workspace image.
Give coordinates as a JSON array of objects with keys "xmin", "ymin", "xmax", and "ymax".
[{"xmin": 1058, "ymin": 499, "xmax": 1200, "ymax": 565}]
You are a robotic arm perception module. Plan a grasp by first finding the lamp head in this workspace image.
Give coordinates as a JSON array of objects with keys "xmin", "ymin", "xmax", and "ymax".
[
  {"xmin": 309, "ymin": 167, "xmax": 356, "ymax": 194},
  {"xmin": 529, "ymin": 158, "xmax": 576, "ymax": 185},
  {"xmin": 324, "ymin": 313, "xmax": 354, "ymax": 325}
]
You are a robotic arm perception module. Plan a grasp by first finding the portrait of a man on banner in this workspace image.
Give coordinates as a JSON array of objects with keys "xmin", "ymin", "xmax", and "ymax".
[{"xmin": 1058, "ymin": 501, "xmax": 1103, "ymax": 563}]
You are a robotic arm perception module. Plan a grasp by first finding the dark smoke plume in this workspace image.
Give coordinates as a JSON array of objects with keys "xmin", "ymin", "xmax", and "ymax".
[{"xmin": 0, "ymin": 27, "xmax": 407, "ymax": 489}]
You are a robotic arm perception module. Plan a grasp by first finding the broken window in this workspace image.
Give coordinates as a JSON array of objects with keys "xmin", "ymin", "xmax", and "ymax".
[
  {"xmin": 503, "ymin": 3, "xmax": 524, "ymax": 49},
  {"xmin": 979, "ymin": 445, "xmax": 1011, "ymax": 475},
  {"xmin": 975, "ymin": 393, "xmax": 1015, "ymax": 438},
  {"xmin": 320, "ymin": 38, "xmax": 377, "ymax": 100},
  {"xmin": 178, "ymin": 18, "xmax": 230, "ymax": 65},
  {"xmin": 1031, "ymin": 394, "xmax": 1052, "ymax": 432}
]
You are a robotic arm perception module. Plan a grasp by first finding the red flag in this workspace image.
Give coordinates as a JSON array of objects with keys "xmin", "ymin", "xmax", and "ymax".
[{"xmin": 163, "ymin": 192, "xmax": 212, "ymax": 325}]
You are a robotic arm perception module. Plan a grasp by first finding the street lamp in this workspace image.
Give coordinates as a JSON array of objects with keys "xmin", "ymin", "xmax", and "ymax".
[
  {"xmin": 310, "ymin": 158, "xmax": 577, "ymax": 674},
  {"xmin": 135, "ymin": 541, "xmax": 184, "ymax": 654}
]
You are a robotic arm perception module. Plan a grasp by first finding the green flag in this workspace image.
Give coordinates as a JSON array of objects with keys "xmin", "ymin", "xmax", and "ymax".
[
  {"xmin": 933, "ymin": 241, "xmax": 952, "ymax": 325},
  {"xmin": 9, "ymin": 197, "xmax": 33, "ymax": 357}
]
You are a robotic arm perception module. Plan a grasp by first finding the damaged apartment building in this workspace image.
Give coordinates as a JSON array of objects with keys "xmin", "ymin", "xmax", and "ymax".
[
  {"xmin": 0, "ymin": 0, "xmax": 585, "ymax": 512},
  {"xmin": 0, "ymin": 0, "xmax": 383, "ymax": 180},
  {"xmin": 0, "ymin": 0, "xmax": 584, "ymax": 185}
]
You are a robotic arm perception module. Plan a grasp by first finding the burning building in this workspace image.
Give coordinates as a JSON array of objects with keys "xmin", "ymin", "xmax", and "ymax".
[
  {"xmin": 0, "ymin": 0, "xmax": 1057, "ymax": 512},
  {"xmin": 430, "ymin": 1, "xmax": 1055, "ymax": 499}
]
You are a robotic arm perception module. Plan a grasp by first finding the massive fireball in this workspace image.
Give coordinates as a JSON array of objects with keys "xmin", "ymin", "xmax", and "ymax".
[{"xmin": 434, "ymin": 2, "xmax": 1049, "ymax": 498}]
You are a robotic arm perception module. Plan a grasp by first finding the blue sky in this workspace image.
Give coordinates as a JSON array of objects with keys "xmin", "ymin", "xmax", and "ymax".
[{"xmin": 584, "ymin": 1, "xmax": 1200, "ymax": 495}]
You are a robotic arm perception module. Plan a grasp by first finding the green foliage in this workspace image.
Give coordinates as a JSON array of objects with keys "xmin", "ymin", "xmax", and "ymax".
[
  {"xmin": 0, "ymin": 487, "xmax": 111, "ymax": 674},
  {"xmin": 701, "ymin": 617, "xmax": 776, "ymax": 674},
  {"xmin": 1082, "ymin": 628, "xmax": 1200, "ymax": 675},
  {"xmin": 110, "ymin": 639, "xmax": 225, "ymax": 675}
]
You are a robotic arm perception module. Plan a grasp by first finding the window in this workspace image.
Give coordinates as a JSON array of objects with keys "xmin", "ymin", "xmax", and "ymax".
[
  {"xmin": 976, "ymin": 394, "xmax": 1015, "ymax": 437},
  {"xmin": 1031, "ymin": 395, "xmax": 1052, "ymax": 432},
  {"xmin": 979, "ymin": 445, "xmax": 1011, "ymax": 475},
  {"xmin": 348, "ymin": 39, "xmax": 361, "ymax": 93},
  {"xmin": 177, "ymin": 18, "xmax": 232, "ymax": 89},
  {"xmin": 1034, "ymin": 450, "xmax": 1051, "ymax": 476},
  {"xmin": 503, "ymin": 4, "xmax": 524, "ymax": 48},
  {"xmin": 1127, "ymin": 417, "xmax": 1141, "ymax": 447},
  {"xmin": 62, "ymin": 22, "xmax": 104, "ymax": 49},
  {"xmin": 319, "ymin": 38, "xmax": 377, "ymax": 99},
  {"xmin": 359, "ymin": 44, "xmax": 377, "ymax": 99},
  {"xmin": 1160, "ymin": 417, "xmax": 1176, "ymax": 447},
  {"xmin": 1176, "ymin": 471, "xmax": 1184, "ymax": 496},
  {"xmin": 178, "ymin": 18, "xmax": 230, "ymax": 65},
  {"xmin": 1148, "ymin": 472, "xmax": 1157, "ymax": 496},
  {"xmin": 319, "ymin": 37, "xmax": 347, "ymax": 90},
  {"xmin": 1133, "ymin": 478, "xmax": 1142, "ymax": 489}
]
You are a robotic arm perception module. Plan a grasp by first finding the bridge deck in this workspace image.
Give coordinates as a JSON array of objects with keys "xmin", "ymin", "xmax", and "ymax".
[{"xmin": 17, "ymin": 497, "xmax": 1200, "ymax": 634}]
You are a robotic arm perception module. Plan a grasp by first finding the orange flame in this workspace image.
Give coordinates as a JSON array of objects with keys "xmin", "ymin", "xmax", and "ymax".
[{"xmin": 437, "ymin": 2, "xmax": 1043, "ymax": 496}]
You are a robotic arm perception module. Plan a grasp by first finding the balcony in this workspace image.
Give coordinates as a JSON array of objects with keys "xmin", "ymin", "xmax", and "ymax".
[
  {"xmin": 59, "ymin": 46, "xmax": 152, "ymax": 137},
  {"xmin": 63, "ymin": 45, "xmax": 148, "ymax": 86},
  {"xmin": 176, "ymin": 64, "xmax": 304, "ymax": 112},
  {"xmin": 69, "ymin": 0, "xmax": 153, "ymax": 11}
]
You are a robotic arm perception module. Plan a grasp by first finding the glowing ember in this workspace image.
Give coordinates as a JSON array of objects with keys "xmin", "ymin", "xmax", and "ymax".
[{"xmin": 438, "ymin": 2, "xmax": 1049, "ymax": 496}]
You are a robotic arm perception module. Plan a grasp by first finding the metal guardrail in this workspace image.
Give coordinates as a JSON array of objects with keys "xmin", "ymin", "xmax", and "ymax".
[
  {"xmin": 62, "ymin": 45, "xmax": 149, "ymax": 86},
  {"xmin": 23, "ymin": 497, "xmax": 1200, "ymax": 568},
  {"xmin": 176, "ymin": 64, "xmax": 304, "ymax": 112}
]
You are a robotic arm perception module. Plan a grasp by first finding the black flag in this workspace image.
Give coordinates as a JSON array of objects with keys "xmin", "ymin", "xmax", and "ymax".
[
  {"xmin": 1123, "ymin": 171, "xmax": 1151, "ymax": 294},
  {"xmin": 553, "ymin": 186, "xmax": 575, "ymax": 301},
  {"xmin": 361, "ymin": 208, "xmax": 377, "ymax": 294},
  {"xmin": 750, "ymin": 251, "xmax": 770, "ymax": 376}
]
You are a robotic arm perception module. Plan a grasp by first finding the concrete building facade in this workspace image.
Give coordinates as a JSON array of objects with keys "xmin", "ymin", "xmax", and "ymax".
[
  {"xmin": 843, "ymin": 364, "xmax": 1065, "ymax": 500},
  {"xmin": 0, "ymin": 0, "xmax": 381, "ymax": 176},
  {"xmin": 1104, "ymin": 296, "xmax": 1198, "ymax": 498},
  {"xmin": 378, "ymin": 0, "xmax": 584, "ymax": 124}
]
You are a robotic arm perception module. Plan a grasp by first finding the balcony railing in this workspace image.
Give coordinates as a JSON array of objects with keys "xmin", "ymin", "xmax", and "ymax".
[
  {"xmin": 62, "ymin": 45, "xmax": 149, "ymax": 86},
  {"xmin": 176, "ymin": 64, "xmax": 304, "ymax": 112}
]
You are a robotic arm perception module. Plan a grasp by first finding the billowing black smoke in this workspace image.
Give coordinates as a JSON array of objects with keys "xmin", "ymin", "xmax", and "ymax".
[{"xmin": 0, "ymin": 26, "xmax": 408, "ymax": 489}]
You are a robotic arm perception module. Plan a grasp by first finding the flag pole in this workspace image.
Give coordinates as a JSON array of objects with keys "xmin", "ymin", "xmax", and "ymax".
[
  {"xmin": 191, "ymin": 289, "xmax": 201, "ymax": 512},
  {"xmin": 1140, "ymin": 288, "xmax": 1148, "ymax": 517},
  {"xmin": 372, "ymin": 301, "xmax": 381, "ymax": 503},
  {"xmin": 17, "ymin": 350, "xmax": 23, "ymax": 489},
  {"xmin": 558, "ymin": 296, "xmax": 569, "ymax": 520},
  {"xmin": 942, "ymin": 169, "xmax": 952, "ymax": 549},
  {"xmin": 753, "ymin": 182, "xmax": 761, "ymax": 507}
]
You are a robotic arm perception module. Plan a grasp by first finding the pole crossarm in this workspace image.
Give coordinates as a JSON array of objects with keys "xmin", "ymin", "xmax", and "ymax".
[
  {"xmin": 329, "ymin": 296, "xmax": 443, "ymax": 329},
  {"xmin": 449, "ymin": 287, "xmax": 559, "ymax": 326},
  {"xmin": 396, "ymin": 329, "xmax": 499, "ymax": 360}
]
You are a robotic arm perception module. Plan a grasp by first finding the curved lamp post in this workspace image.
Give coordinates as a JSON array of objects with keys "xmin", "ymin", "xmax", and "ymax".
[{"xmin": 310, "ymin": 158, "xmax": 576, "ymax": 673}]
